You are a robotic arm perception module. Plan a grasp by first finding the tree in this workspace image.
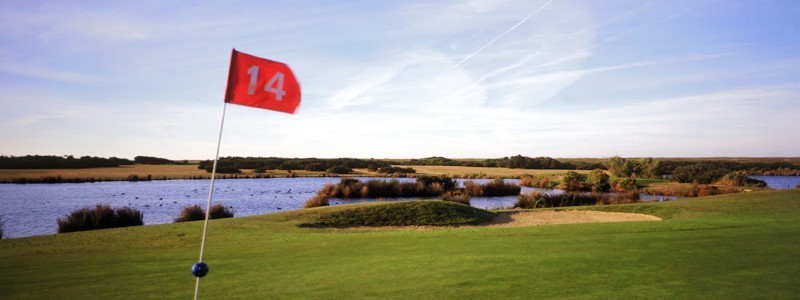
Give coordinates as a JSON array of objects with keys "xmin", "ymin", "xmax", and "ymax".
[
  {"xmin": 605, "ymin": 156, "xmax": 632, "ymax": 177},
  {"xmin": 636, "ymin": 157, "xmax": 661, "ymax": 179},
  {"xmin": 589, "ymin": 169, "xmax": 610, "ymax": 192}
]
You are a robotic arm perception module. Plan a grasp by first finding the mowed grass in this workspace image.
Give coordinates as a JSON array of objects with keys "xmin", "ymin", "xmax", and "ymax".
[{"xmin": 1, "ymin": 190, "xmax": 800, "ymax": 299}]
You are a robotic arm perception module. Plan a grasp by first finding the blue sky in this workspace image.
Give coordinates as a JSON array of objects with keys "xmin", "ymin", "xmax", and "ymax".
[{"xmin": 1, "ymin": 0, "xmax": 798, "ymax": 160}]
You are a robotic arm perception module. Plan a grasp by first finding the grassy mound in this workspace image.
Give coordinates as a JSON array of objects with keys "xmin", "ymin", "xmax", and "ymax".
[{"xmin": 303, "ymin": 200, "xmax": 496, "ymax": 227}]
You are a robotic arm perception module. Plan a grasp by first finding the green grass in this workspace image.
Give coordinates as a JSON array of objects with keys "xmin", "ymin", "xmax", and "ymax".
[
  {"xmin": 302, "ymin": 201, "xmax": 496, "ymax": 227},
  {"xmin": 1, "ymin": 189, "xmax": 800, "ymax": 299}
]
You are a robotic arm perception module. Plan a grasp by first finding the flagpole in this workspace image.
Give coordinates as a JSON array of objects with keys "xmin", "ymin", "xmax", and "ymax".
[{"xmin": 194, "ymin": 101, "xmax": 228, "ymax": 300}]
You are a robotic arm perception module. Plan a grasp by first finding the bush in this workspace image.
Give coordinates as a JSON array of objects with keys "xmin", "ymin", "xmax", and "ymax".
[
  {"xmin": 561, "ymin": 171, "xmax": 588, "ymax": 191},
  {"xmin": 611, "ymin": 178, "xmax": 639, "ymax": 192},
  {"xmin": 174, "ymin": 204, "xmax": 235, "ymax": 222},
  {"xmin": 174, "ymin": 205, "xmax": 205, "ymax": 222},
  {"xmin": 0, "ymin": 216, "xmax": 4, "ymax": 239},
  {"xmin": 57, "ymin": 204, "xmax": 144, "ymax": 233},
  {"xmin": 208, "ymin": 204, "xmax": 234, "ymax": 219}
]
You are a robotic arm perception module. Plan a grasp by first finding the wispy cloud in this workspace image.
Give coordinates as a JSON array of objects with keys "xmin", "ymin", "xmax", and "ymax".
[{"xmin": 0, "ymin": 60, "xmax": 96, "ymax": 83}]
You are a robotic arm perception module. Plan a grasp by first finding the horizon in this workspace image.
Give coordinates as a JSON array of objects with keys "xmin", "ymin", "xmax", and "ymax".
[{"xmin": 2, "ymin": 1, "xmax": 799, "ymax": 160}]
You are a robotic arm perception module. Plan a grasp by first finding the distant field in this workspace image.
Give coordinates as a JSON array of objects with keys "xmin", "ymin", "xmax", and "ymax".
[
  {"xmin": 1, "ymin": 189, "xmax": 798, "ymax": 298},
  {"xmin": 0, "ymin": 164, "xmax": 578, "ymax": 182},
  {"xmin": 407, "ymin": 165, "xmax": 581, "ymax": 178},
  {"xmin": 0, "ymin": 164, "xmax": 209, "ymax": 181}
]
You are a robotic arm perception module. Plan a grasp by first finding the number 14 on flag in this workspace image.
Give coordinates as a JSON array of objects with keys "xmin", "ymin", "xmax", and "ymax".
[{"xmin": 225, "ymin": 49, "xmax": 301, "ymax": 114}]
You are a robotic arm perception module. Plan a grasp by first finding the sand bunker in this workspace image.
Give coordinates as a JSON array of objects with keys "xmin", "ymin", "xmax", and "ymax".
[{"xmin": 482, "ymin": 210, "xmax": 661, "ymax": 228}]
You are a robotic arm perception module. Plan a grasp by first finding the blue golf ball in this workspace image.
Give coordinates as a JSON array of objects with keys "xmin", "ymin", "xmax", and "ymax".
[{"xmin": 192, "ymin": 262, "xmax": 209, "ymax": 278}]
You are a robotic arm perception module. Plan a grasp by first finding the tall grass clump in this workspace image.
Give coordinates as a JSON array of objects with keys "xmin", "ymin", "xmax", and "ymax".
[
  {"xmin": 57, "ymin": 204, "xmax": 144, "ymax": 233},
  {"xmin": 481, "ymin": 178, "xmax": 521, "ymax": 196},
  {"xmin": 519, "ymin": 175, "xmax": 557, "ymax": 188},
  {"xmin": 441, "ymin": 191, "xmax": 471, "ymax": 205},
  {"xmin": 174, "ymin": 204, "xmax": 234, "ymax": 222},
  {"xmin": 304, "ymin": 194, "xmax": 330, "ymax": 208},
  {"xmin": 514, "ymin": 192, "xmax": 640, "ymax": 209},
  {"xmin": 0, "ymin": 216, "xmax": 5, "ymax": 239}
]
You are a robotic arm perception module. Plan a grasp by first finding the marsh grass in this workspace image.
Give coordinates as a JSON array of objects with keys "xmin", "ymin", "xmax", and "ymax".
[
  {"xmin": 174, "ymin": 204, "xmax": 234, "ymax": 222},
  {"xmin": 56, "ymin": 204, "xmax": 143, "ymax": 233},
  {"xmin": 441, "ymin": 191, "xmax": 471, "ymax": 205},
  {"xmin": 519, "ymin": 175, "xmax": 558, "ymax": 188},
  {"xmin": 514, "ymin": 191, "xmax": 640, "ymax": 209}
]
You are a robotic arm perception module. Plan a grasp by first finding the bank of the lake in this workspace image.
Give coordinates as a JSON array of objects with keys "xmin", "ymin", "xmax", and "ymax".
[{"xmin": 2, "ymin": 176, "xmax": 794, "ymax": 238}]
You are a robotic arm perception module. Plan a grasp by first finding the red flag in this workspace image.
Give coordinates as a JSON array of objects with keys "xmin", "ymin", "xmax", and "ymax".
[{"xmin": 224, "ymin": 49, "xmax": 301, "ymax": 114}]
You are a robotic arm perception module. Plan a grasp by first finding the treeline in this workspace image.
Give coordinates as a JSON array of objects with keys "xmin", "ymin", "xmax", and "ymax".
[
  {"xmin": 134, "ymin": 156, "xmax": 187, "ymax": 165},
  {"xmin": 659, "ymin": 160, "xmax": 800, "ymax": 177},
  {"xmin": 401, "ymin": 155, "xmax": 602, "ymax": 170},
  {"xmin": 0, "ymin": 155, "xmax": 134, "ymax": 169},
  {"xmin": 197, "ymin": 157, "xmax": 393, "ymax": 173}
]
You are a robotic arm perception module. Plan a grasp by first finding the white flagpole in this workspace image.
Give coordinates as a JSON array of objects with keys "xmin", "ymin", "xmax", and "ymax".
[{"xmin": 194, "ymin": 101, "xmax": 228, "ymax": 300}]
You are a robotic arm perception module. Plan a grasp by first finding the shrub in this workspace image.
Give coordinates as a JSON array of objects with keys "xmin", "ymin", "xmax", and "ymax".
[
  {"xmin": 561, "ymin": 171, "xmax": 588, "ymax": 191},
  {"xmin": 611, "ymin": 178, "xmax": 639, "ymax": 192},
  {"xmin": 57, "ymin": 204, "xmax": 144, "ymax": 233},
  {"xmin": 0, "ymin": 216, "xmax": 4, "ymax": 239},
  {"xmin": 174, "ymin": 205, "xmax": 205, "ymax": 222},
  {"xmin": 208, "ymin": 204, "xmax": 234, "ymax": 219},
  {"xmin": 482, "ymin": 178, "xmax": 521, "ymax": 196}
]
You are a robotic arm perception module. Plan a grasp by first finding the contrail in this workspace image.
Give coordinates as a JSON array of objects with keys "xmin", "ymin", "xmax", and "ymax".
[{"xmin": 439, "ymin": 0, "xmax": 554, "ymax": 76}]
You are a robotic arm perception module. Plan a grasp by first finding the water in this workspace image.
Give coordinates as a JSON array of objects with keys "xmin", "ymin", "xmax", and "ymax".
[
  {"xmin": 748, "ymin": 176, "xmax": 800, "ymax": 189},
  {"xmin": 0, "ymin": 177, "xmax": 684, "ymax": 238},
  {"xmin": 0, "ymin": 178, "xmax": 341, "ymax": 238}
]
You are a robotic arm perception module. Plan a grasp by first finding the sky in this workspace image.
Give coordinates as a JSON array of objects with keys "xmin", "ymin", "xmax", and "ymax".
[{"xmin": 1, "ymin": 0, "xmax": 798, "ymax": 160}]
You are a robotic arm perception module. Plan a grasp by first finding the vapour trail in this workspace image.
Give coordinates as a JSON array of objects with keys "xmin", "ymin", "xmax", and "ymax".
[{"xmin": 439, "ymin": 0, "xmax": 554, "ymax": 77}]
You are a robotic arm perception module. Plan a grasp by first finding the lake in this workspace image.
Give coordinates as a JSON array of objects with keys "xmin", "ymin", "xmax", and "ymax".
[
  {"xmin": 2, "ymin": 176, "xmax": 794, "ymax": 239},
  {"xmin": 748, "ymin": 176, "xmax": 800, "ymax": 189}
]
